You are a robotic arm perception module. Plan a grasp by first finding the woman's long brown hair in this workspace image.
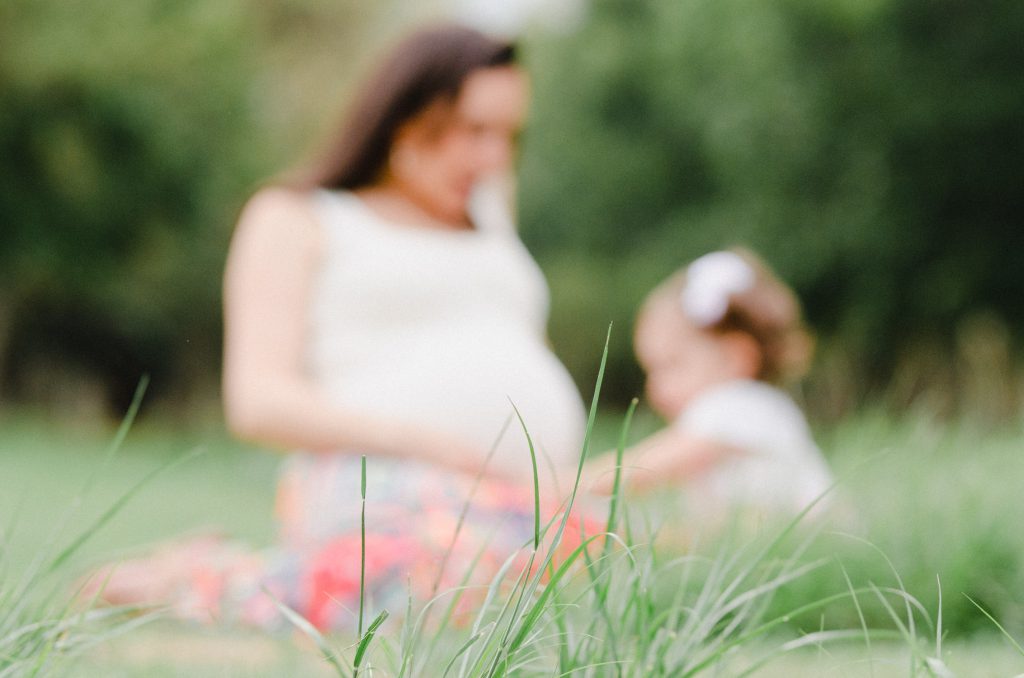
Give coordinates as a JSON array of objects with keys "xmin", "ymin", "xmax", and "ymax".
[{"xmin": 295, "ymin": 24, "xmax": 515, "ymax": 191}]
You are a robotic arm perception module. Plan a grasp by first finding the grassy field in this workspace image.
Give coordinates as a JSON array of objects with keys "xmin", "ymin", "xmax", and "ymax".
[
  {"xmin": 0, "ymin": 414, "xmax": 278, "ymax": 572},
  {"xmin": 52, "ymin": 623, "xmax": 1024, "ymax": 677},
  {"xmin": 2, "ymin": 409, "xmax": 1024, "ymax": 675}
]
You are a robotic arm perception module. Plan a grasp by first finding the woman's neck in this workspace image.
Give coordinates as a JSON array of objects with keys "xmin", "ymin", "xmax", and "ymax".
[{"xmin": 355, "ymin": 184, "xmax": 472, "ymax": 231}]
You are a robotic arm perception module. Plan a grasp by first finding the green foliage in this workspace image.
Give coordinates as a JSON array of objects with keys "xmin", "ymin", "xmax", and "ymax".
[
  {"xmin": 518, "ymin": 0, "xmax": 1024, "ymax": 410},
  {"xmin": 0, "ymin": 0, "xmax": 380, "ymax": 414},
  {"xmin": 0, "ymin": 0, "xmax": 262, "ymax": 411},
  {"xmin": 4, "ymin": 0, "xmax": 1022, "ymax": 417}
]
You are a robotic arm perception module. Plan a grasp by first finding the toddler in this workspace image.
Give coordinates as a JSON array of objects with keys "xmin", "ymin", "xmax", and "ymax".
[{"xmin": 589, "ymin": 249, "xmax": 833, "ymax": 520}]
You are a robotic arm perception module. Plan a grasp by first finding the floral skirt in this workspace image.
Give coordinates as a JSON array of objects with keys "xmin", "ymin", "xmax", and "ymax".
[{"xmin": 94, "ymin": 453, "xmax": 594, "ymax": 632}]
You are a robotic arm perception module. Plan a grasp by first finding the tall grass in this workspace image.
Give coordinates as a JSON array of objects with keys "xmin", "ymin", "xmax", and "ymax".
[
  {"xmin": 281, "ymin": 496, "xmax": 962, "ymax": 676},
  {"xmin": 265, "ymin": 338, "xmax": 987, "ymax": 676},
  {"xmin": 766, "ymin": 413, "xmax": 1024, "ymax": 640},
  {"xmin": 0, "ymin": 380, "xmax": 188, "ymax": 677},
  {"xmin": 5, "ymin": 372, "xmax": 1024, "ymax": 674}
]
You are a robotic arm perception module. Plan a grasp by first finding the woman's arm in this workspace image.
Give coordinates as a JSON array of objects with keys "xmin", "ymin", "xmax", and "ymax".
[
  {"xmin": 222, "ymin": 187, "xmax": 490, "ymax": 475},
  {"xmin": 584, "ymin": 427, "xmax": 742, "ymax": 495}
]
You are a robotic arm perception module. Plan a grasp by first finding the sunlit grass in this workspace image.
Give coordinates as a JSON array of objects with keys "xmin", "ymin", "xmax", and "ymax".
[
  {"xmin": 1, "ymin": 385, "xmax": 161, "ymax": 677},
  {"xmin": 2, "ymin": 397, "xmax": 1024, "ymax": 674}
]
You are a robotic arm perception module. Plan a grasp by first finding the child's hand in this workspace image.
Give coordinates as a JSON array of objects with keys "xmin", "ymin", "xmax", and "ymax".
[
  {"xmin": 582, "ymin": 428, "xmax": 741, "ymax": 496},
  {"xmin": 580, "ymin": 454, "xmax": 636, "ymax": 496},
  {"xmin": 585, "ymin": 465, "xmax": 621, "ymax": 496},
  {"xmin": 584, "ymin": 459, "xmax": 661, "ymax": 496}
]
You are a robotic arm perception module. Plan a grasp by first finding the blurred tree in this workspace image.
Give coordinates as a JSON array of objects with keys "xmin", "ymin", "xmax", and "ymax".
[
  {"xmin": 3, "ymin": 0, "xmax": 1021, "ymax": 421},
  {"xmin": 0, "ymin": 0, "xmax": 390, "ymax": 417},
  {"xmin": 518, "ymin": 0, "xmax": 1024, "ymax": 416},
  {"xmin": 0, "ymin": 0, "xmax": 264, "ymax": 415}
]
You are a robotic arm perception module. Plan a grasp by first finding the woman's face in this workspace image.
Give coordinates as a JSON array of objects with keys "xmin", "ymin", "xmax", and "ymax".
[{"xmin": 392, "ymin": 66, "xmax": 528, "ymax": 224}]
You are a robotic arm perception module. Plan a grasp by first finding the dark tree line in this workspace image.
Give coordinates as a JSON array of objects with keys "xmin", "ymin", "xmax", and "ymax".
[
  {"xmin": 518, "ymin": 0, "xmax": 1024, "ymax": 417},
  {"xmin": 2, "ymin": 0, "xmax": 1022, "ymax": 419}
]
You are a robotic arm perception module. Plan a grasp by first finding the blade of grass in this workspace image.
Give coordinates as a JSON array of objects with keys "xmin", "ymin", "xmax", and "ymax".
[
  {"xmin": 734, "ymin": 629, "xmax": 904, "ymax": 678},
  {"xmin": 509, "ymin": 401, "xmax": 541, "ymax": 551},
  {"xmin": 482, "ymin": 325, "xmax": 613, "ymax": 673},
  {"xmin": 265, "ymin": 587, "xmax": 348, "ymax": 677},
  {"xmin": 679, "ymin": 587, "xmax": 881, "ymax": 677},
  {"xmin": 47, "ymin": 447, "xmax": 205, "ymax": 574},
  {"xmin": 441, "ymin": 622, "xmax": 494, "ymax": 678},
  {"xmin": 603, "ymin": 397, "xmax": 638, "ymax": 552},
  {"xmin": 868, "ymin": 583, "xmax": 925, "ymax": 676},
  {"xmin": 460, "ymin": 549, "xmax": 536, "ymax": 677},
  {"xmin": 4, "ymin": 379, "xmax": 154, "ymax": 623},
  {"xmin": 82, "ymin": 376, "xmax": 150, "ymax": 497},
  {"xmin": 833, "ymin": 532, "xmax": 924, "ymax": 641},
  {"xmin": 841, "ymin": 563, "xmax": 874, "ymax": 678},
  {"xmin": 358, "ymin": 455, "xmax": 367, "ymax": 639},
  {"xmin": 503, "ymin": 534, "xmax": 605, "ymax": 655},
  {"xmin": 430, "ymin": 416, "xmax": 511, "ymax": 597},
  {"xmin": 964, "ymin": 593, "xmax": 1024, "ymax": 657},
  {"xmin": 353, "ymin": 609, "xmax": 389, "ymax": 675}
]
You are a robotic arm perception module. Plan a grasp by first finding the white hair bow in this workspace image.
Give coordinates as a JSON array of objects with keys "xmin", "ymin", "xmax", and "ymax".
[{"xmin": 680, "ymin": 251, "xmax": 755, "ymax": 326}]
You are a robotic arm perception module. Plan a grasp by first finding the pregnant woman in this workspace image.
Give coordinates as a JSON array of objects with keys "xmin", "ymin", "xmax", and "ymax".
[
  {"xmin": 210, "ymin": 24, "xmax": 586, "ymax": 630},
  {"xmin": 90, "ymin": 24, "xmax": 588, "ymax": 632}
]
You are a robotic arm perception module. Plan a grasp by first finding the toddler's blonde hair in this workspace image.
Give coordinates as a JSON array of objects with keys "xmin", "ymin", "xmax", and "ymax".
[{"xmin": 641, "ymin": 248, "xmax": 814, "ymax": 384}]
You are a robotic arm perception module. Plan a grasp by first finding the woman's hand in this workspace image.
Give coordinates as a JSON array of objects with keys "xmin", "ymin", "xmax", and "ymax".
[{"xmin": 398, "ymin": 424, "xmax": 508, "ymax": 481}]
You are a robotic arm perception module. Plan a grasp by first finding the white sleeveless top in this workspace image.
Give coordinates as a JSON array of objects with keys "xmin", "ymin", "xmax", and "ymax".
[{"xmin": 304, "ymin": 186, "xmax": 587, "ymax": 479}]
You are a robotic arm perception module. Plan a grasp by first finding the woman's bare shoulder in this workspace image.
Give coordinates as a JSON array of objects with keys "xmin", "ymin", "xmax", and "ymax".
[
  {"xmin": 238, "ymin": 185, "xmax": 321, "ymax": 231},
  {"xmin": 230, "ymin": 185, "xmax": 326, "ymax": 255},
  {"xmin": 224, "ymin": 186, "xmax": 329, "ymax": 280}
]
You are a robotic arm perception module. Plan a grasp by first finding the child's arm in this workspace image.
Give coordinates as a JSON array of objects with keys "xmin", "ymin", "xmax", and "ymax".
[{"xmin": 585, "ymin": 428, "xmax": 744, "ymax": 495}]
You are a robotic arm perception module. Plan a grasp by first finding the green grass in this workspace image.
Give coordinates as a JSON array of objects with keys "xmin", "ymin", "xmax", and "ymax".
[
  {"xmin": 59, "ymin": 626, "xmax": 1024, "ymax": 677},
  {"xmin": 0, "ymin": 409, "xmax": 279, "ymax": 676},
  {"xmin": 2, "ymin": 406, "xmax": 1024, "ymax": 675},
  {"xmin": 767, "ymin": 412, "xmax": 1024, "ymax": 639},
  {"xmin": 0, "ymin": 414, "xmax": 277, "ymax": 574},
  {"xmin": 0, "ymin": 391, "xmax": 165, "ymax": 677}
]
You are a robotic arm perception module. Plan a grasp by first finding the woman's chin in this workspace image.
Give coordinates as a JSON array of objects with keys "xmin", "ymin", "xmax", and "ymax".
[{"xmin": 420, "ymin": 193, "xmax": 470, "ymax": 226}]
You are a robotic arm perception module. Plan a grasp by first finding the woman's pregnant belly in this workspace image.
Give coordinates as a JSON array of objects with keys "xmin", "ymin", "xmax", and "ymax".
[{"xmin": 315, "ymin": 317, "xmax": 587, "ymax": 478}]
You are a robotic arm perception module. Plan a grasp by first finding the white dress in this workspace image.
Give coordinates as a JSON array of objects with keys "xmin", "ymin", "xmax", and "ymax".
[
  {"xmin": 276, "ymin": 184, "xmax": 588, "ymax": 546},
  {"xmin": 306, "ymin": 186, "xmax": 586, "ymax": 473},
  {"xmin": 674, "ymin": 379, "xmax": 833, "ymax": 517}
]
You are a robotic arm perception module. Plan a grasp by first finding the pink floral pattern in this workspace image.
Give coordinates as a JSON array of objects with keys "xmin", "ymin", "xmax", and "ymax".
[{"xmin": 97, "ymin": 453, "xmax": 595, "ymax": 633}]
